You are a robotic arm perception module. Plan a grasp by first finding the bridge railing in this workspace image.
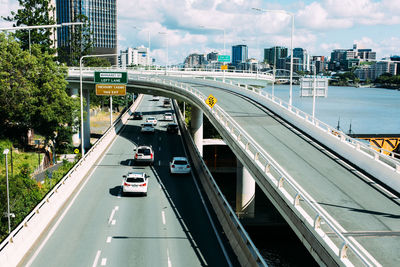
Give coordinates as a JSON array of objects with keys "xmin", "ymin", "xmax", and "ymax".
[
  {"xmin": 219, "ymin": 80, "xmax": 400, "ymax": 168},
  {"xmin": 134, "ymin": 76, "xmax": 380, "ymax": 266}
]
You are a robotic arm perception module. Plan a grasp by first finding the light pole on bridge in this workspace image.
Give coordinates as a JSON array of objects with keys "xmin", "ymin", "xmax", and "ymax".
[{"xmin": 252, "ymin": 7, "xmax": 294, "ymax": 106}]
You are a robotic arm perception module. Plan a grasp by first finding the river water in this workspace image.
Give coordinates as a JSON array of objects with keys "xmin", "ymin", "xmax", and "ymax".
[{"xmin": 262, "ymin": 84, "xmax": 400, "ymax": 135}]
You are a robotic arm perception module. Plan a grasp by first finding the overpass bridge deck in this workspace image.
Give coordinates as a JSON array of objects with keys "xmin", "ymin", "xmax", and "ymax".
[{"xmin": 157, "ymin": 76, "xmax": 400, "ymax": 266}]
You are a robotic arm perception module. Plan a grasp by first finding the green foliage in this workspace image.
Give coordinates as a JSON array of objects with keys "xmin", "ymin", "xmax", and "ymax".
[
  {"xmin": 0, "ymin": 33, "xmax": 80, "ymax": 145},
  {"xmin": 57, "ymin": 14, "xmax": 93, "ymax": 66},
  {"xmin": 0, "ymin": 156, "xmax": 76, "ymax": 241},
  {"xmin": 83, "ymin": 57, "xmax": 112, "ymax": 67},
  {"xmin": 2, "ymin": 0, "xmax": 56, "ymax": 54},
  {"xmin": 375, "ymin": 73, "xmax": 400, "ymax": 87}
]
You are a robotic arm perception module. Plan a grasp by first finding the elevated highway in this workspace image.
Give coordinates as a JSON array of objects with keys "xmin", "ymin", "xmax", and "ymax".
[{"xmin": 67, "ymin": 69, "xmax": 400, "ymax": 266}]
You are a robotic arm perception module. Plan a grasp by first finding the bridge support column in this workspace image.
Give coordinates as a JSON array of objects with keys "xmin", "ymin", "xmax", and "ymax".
[
  {"xmin": 236, "ymin": 159, "xmax": 255, "ymax": 218},
  {"xmin": 83, "ymin": 89, "xmax": 91, "ymax": 150},
  {"xmin": 70, "ymin": 88, "xmax": 80, "ymax": 147},
  {"xmin": 191, "ymin": 105, "xmax": 203, "ymax": 156}
]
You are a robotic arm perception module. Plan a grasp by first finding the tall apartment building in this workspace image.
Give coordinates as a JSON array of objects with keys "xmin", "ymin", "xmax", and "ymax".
[
  {"xmin": 354, "ymin": 60, "xmax": 398, "ymax": 81},
  {"xmin": 206, "ymin": 52, "xmax": 219, "ymax": 62},
  {"xmin": 56, "ymin": 0, "xmax": 117, "ymax": 65},
  {"xmin": 184, "ymin": 53, "xmax": 206, "ymax": 68},
  {"xmin": 264, "ymin": 46, "xmax": 288, "ymax": 66},
  {"xmin": 232, "ymin": 45, "xmax": 248, "ymax": 66},
  {"xmin": 293, "ymin": 48, "xmax": 310, "ymax": 71},
  {"xmin": 119, "ymin": 46, "xmax": 150, "ymax": 67}
]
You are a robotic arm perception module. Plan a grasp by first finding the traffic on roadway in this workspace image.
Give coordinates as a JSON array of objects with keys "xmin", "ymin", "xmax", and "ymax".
[{"xmin": 22, "ymin": 94, "xmax": 236, "ymax": 267}]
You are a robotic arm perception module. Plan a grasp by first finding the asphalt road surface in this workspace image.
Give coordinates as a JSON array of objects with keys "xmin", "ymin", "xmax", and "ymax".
[{"xmin": 23, "ymin": 94, "xmax": 235, "ymax": 267}]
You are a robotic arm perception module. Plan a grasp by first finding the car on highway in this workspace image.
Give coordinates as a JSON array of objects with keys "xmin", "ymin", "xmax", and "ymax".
[
  {"xmin": 122, "ymin": 172, "xmax": 149, "ymax": 196},
  {"xmin": 152, "ymin": 95, "xmax": 160, "ymax": 101},
  {"xmin": 134, "ymin": 146, "xmax": 154, "ymax": 165},
  {"xmin": 163, "ymin": 112, "xmax": 173, "ymax": 121},
  {"xmin": 133, "ymin": 111, "xmax": 143, "ymax": 120},
  {"xmin": 141, "ymin": 122, "xmax": 155, "ymax": 133},
  {"xmin": 163, "ymin": 98, "xmax": 171, "ymax": 107},
  {"xmin": 166, "ymin": 123, "xmax": 179, "ymax": 134},
  {"xmin": 145, "ymin": 117, "xmax": 157, "ymax": 125},
  {"xmin": 169, "ymin": 157, "xmax": 191, "ymax": 174}
]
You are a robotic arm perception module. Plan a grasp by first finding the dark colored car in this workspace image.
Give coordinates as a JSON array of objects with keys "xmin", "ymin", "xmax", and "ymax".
[
  {"xmin": 133, "ymin": 112, "xmax": 143, "ymax": 120},
  {"xmin": 166, "ymin": 123, "xmax": 179, "ymax": 134}
]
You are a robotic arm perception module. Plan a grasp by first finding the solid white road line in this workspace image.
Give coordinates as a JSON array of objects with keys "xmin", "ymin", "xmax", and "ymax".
[
  {"xmin": 106, "ymin": 236, "xmax": 112, "ymax": 243},
  {"xmin": 92, "ymin": 250, "xmax": 101, "ymax": 267},
  {"xmin": 162, "ymin": 211, "xmax": 166, "ymax": 225},
  {"xmin": 101, "ymin": 258, "xmax": 107, "ymax": 266}
]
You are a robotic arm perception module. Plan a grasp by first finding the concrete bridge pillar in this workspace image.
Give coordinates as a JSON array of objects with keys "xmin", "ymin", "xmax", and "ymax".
[
  {"xmin": 83, "ymin": 89, "xmax": 91, "ymax": 150},
  {"xmin": 236, "ymin": 159, "xmax": 255, "ymax": 218},
  {"xmin": 191, "ymin": 105, "xmax": 203, "ymax": 156}
]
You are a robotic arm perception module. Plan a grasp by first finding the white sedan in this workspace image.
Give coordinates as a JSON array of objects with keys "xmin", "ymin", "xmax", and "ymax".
[
  {"xmin": 141, "ymin": 122, "xmax": 155, "ymax": 133},
  {"xmin": 122, "ymin": 172, "xmax": 149, "ymax": 196},
  {"xmin": 145, "ymin": 117, "xmax": 158, "ymax": 125},
  {"xmin": 163, "ymin": 113, "xmax": 173, "ymax": 121},
  {"xmin": 169, "ymin": 157, "xmax": 191, "ymax": 174}
]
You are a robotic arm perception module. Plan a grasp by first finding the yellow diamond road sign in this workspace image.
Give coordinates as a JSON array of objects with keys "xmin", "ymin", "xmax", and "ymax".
[{"xmin": 205, "ymin": 94, "xmax": 217, "ymax": 108}]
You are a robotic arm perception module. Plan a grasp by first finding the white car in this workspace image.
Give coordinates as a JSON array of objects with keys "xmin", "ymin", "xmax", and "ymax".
[
  {"xmin": 163, "ymin": 113, "xmax": 173, "ymax": 121},
  {"xmin": 141, "ymin": 122, "xmax": 155, "ymax": 133},
  {"xmin": 134, "ymin": 146, "xmax": 154, "ymax": 165},
  {"xmin": 169, "ymin": 157, "xmax": 191, "ymax": 174},
  {"xmin": 145, "ymin": 117, "xmax": 157, "ymax": 125},
  {"xmin": 152, "ymin": 95, "xmax": 160, "ymax": 101},
  {"xmin": 122, "ymin": 172, "xmax": 149, "ymax": 196}
]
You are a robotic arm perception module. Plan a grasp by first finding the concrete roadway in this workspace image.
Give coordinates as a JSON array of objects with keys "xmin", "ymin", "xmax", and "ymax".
[
  {"xmin": 167, "ymin": 77, "xmax": 400, "ymax": 266},
  {"xmin": 22, "ymin": 95, "xmax": 234, "ymax": 267}
]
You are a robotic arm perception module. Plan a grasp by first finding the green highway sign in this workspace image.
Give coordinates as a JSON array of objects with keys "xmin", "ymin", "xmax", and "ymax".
[
  {"xmin": 218, "ymin": 55, "xmax": 231, "ymax": 62},
  {"xmin": 94, "ymin": 71, "xmax": 128, "ymax": 84}
]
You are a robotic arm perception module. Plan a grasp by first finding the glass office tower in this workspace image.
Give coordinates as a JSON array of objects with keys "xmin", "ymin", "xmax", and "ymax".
[
  {"xmin": 232, "ymin": 45, "xmax": 248, "ymax": 66},
  {"xmin": 56, "ymin": 0, "xmax": 117, "ymax": 65}
]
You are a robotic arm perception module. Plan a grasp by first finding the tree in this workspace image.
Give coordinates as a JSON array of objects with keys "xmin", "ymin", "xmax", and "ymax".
[
  {"xmin": 0, "ymin": 33, "xmax": 80, "ymax": 145},
  {"xmin": 57, "ymin": 14, "xmax": 93, "ymax": 66},
  {"xmin": 2, "ymin": 0, "xmax": 56, "ymax": 55}
]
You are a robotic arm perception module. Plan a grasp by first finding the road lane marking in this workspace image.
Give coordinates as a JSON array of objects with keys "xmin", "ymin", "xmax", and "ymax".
[
  {"xmin": 167, "ymin": 249, "xmax": 172, "ymax": 267},
  {"xmin": 159, "ymin": 137, "xmax": 162, "ymax": 141},
  {"xmin": 112, "ymin": 220, "xmax": 116, "ymax": 225},
  {"xmin": 158, "ymin": 160, "xmax": 161, "ymax": 166},
  {"xmin": 108, "ymin": 206, "xmax": 118, "ymax": 225},
  {"xmin": 101, "ymin": 258, "xmax": 107, "ymax": 266},
  {"xmin": 162, "ymin": 211, "xmax": 166, "ymax": 225},
  {"xmin": 92, "ymin": 250, "xmax": 101, "ymax": 267},
  {"xmin": 159, "ymin": 147, "xmax": 161, "ymax": 151},
  {"xmin": 106, "ymin": 236, "xmax": 112, "ymax": 243}
]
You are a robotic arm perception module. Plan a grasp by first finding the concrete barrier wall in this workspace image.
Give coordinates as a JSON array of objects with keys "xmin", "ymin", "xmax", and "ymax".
[
  {"xmin": 0, "ymin": 95, "xmax": 143, "ymax": 267},
  {"xmin": 173, "ymin": 100, "xmax": 267, "ymax": 267}
]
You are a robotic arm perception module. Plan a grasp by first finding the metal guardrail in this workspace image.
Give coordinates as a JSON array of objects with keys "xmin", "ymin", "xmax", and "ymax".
[
  {"xmin": 133, "ymin": 76, "xmax": 380, "ymax": 266},
  {"xmin": 226, "ymin": 80, "xmax": 400, "ymax": 168}
]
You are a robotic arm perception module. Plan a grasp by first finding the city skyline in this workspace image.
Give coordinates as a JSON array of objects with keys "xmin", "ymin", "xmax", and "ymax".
[{"xmin": 1, "ymin": 0, "xmax": 399, "ymax": 65}]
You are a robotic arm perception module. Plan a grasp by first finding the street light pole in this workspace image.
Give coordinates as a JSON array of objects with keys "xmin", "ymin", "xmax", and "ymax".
[
  {"xmin": 158, "ymin": 32, "xmax": 168, "ymax": 74},
  {"xmin": 252, "ymin": 7, "xmax": 294, "ymax": 105},
  {"xmin": 3, "ymin": 149, "xmax": 11, "ymax": 234},
  {"xmin": 0, "ymin": 22, "xmax": 84, "ymax": 54},
  {"xmin": 79, "ymin": 53, "xmax": 118, "ymax": 157}
]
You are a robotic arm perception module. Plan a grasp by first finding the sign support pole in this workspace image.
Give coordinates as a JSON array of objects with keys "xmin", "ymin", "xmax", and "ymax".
[{"xmin": 110, "ymin": 96, "xmax": 113, "ymax": 126}]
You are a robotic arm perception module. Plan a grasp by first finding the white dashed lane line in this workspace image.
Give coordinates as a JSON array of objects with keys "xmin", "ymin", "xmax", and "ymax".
[
  {"xmin": 162, "ymin": 211, "xmax": 166, "ymax": 225},
  {"xmin": 108, "ymin": 206, "xmax": 119, "ymax": 225},
  {"xmin": 106, "ymin": 236, "xmax": 112, "ymax": 243},
  {"xmin": 101, "ymin": 258, "xmax": 107, "ymax": 266}
]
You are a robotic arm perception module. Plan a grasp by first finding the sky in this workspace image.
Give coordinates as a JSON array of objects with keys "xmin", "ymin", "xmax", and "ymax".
[{"xmin": 1, "ymin": 0, "xmax": 400, "ymax": 65}]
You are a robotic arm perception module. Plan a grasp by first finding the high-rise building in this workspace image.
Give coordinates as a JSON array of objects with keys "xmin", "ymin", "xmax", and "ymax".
[
  {"xmin": 232, "ymin": 45, "xmax": 248, "ymax": 66},
  {"xmin": 330, "ymin": 44, "xmax": 377, "ymax": 71},
  {"xmin": 184, "ymin": 53, "xmax": 206, "ymax": 68},
  {"xmin": 207, "ymin": 52, "xmax": 219, "ymax": 62},
  {"xmin": 119, "ymin": 46, "xmax": 151, "ymax": 67},
  {"xmin": 56, "ymin": 0, "xmax": 117, "ymax": 65},
  {"xmin": 293, "ymin": 48, "xmax": 310, "ymax": 71},
  {"xmin": 264, "ymin": 46, "xmax": 288, "ymax": 66}
]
